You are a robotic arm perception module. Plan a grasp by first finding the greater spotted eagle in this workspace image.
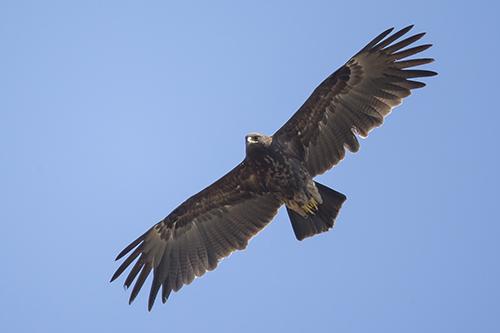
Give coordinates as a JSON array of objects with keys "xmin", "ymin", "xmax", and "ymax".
[{"xmin": 111, "ymin": 25, "xmax": 437, "ymax": 310}]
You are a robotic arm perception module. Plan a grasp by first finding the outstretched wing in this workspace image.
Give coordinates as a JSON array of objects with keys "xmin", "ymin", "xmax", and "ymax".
[
  {"xmin": 273, "ymin": 25, "xmax": 437, "ymax": 177},
  {"xmin": 111, "ymin": 162, "xmax": 281, "ymax": 310}
]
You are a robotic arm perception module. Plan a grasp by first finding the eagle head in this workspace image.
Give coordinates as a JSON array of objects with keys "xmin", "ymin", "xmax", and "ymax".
[{"xmin": 245, "ymin": 132, "xmax": 272, "ymax": 155}]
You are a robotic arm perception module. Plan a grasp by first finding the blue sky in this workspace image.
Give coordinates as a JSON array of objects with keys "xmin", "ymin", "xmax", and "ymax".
[{"xmin": 1, "ymin": 1, "xmax": 499, "ymax": 332}]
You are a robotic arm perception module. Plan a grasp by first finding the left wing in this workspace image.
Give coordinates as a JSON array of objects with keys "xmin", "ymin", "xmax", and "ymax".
[
  {"xmin": 111, "ymin": 162, "xmax": 282, "ymax": 310},
  {"xmin": 273, "ymin": 25, "xmax": 437, "ymax": 177}
]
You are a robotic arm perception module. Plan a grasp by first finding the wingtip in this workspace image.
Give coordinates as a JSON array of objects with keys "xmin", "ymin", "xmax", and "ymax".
[
  {"xmin": 418, "ymin": 44, "xmax": 433, "ymax": 53},
  {"xmin": 398, "ymin": 24, "xmax": 415, "ymax": 35},
  {"xmin": 382, "ymin": 27, "xmax": 395, "ymax": 37},
  {"xmin": 411, "ymin": 81, "xmax": 427, "ymax": 89},
  {"xmin": 418, "ymin": 43, "xmax": 434, "ymax": 53},
  {"xmin": 413, "ymin": 32, "xmax": 426, "ymax": 39},
  {"xmin": 115, "ymin": 249, "xmax": 128, "ymax": 261},
  {"xmin": 110, "ymin": 273, "xmax": 119, "ymax": 283},
  {"xmin": 162, "ymin": 286, "xmax": 172, "ymax": 304},
  {"xmin": 124, "ymin": 279, "xmax": 133, "ymax": 289},
  {"xmin": 115, "ymin": 230, "xmax": 149, "ymax": 261}
]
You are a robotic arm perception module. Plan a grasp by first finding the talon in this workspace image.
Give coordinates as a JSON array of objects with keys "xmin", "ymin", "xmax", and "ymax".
[{"xmin": 302, "ymin": 198, "xmax": 318, "ymax": 215}]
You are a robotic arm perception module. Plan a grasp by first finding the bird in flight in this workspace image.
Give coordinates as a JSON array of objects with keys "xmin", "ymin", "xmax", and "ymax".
[{"xmin": 111, "ymin": 25, "xmax": 437, "ymax": 310}]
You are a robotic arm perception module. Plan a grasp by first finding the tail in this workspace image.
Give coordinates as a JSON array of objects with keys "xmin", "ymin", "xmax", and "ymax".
[{"xmin": 286, "ymin": 182, "xmax": 346, "ymax": 241}]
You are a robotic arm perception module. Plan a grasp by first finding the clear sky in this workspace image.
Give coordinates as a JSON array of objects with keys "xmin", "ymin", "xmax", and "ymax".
[{"xmin": 1, "ymin": 1, "xmax": 499, "ymax": 332}]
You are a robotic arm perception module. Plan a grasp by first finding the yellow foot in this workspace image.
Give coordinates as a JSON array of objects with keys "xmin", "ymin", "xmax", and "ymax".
[{"xmin": 302, "ymin": 198, "xmax": 319, "ymax": 215}]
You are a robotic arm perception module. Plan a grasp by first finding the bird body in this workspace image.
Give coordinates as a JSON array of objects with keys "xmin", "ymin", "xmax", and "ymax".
[
  {"xmin": 111, "ymin": 25, "xmax": 437, "ymax": 310},
  {"xmin": 245, "ymin": 133, "xmax": 323, "ymax": 217}
]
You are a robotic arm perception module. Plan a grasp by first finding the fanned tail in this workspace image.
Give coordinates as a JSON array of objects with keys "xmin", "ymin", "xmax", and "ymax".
[{"xmin": 287, "ymin": 182, "xmax": 346, "ymax": 241}]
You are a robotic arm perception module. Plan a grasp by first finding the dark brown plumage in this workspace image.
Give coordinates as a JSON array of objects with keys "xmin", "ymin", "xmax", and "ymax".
[{"xmin": 111, "ymin": 25, "xmax": 437, "ymax": 310}]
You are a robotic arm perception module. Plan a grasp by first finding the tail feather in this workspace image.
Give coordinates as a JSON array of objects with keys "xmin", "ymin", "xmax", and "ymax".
[{"xmin": 287, "ymin": 182, "xmax": 346, "ymax": 241}]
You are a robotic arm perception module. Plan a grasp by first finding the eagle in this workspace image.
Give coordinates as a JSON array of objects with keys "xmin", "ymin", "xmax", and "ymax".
[{"xmin": 111, "ymin": 25, "xmax": 437, "ymax": 310}]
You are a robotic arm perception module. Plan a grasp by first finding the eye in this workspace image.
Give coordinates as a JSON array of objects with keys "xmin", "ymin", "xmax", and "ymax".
[{"xmin": 247, "ymin": 136, "xmax": 259, "ymax": 143}]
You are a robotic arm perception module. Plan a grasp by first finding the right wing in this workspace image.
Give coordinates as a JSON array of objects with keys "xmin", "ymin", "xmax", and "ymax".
[{"xmin": 111, "ymin": 162, "xmax": 282, "ymax": 310}]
